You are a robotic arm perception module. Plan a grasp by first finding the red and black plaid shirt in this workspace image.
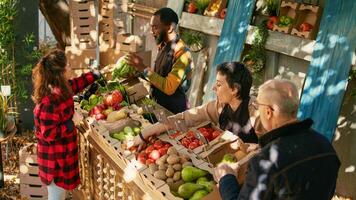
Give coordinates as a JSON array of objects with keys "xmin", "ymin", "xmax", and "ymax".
[{"xmin": 34, "ymin": 72, "xmax": 98, "ymax": 190}]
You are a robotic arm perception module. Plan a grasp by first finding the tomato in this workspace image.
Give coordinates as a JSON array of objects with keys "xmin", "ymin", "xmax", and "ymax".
[
  {"xmin": 145, "ymin": 158, "xmax": 155, "ymax": 165},
  {"xmin": 200, "ymin": 130, "xmax": 212, "ymax": 141},
  {"xmin": 188, "ymin": 141, "xmax": 199, "ymax": 150},
  {"xmin": 149, "ymin": 150, "xmax": 161, "ymax": 160},
  {"xmin": 186, "ymin": 131, "xmax": 196, "ymax": 139},
  {"xmin": 219, "ymin": 8, "xmax": 227, "ymax": 19},
  {"xmin": 164, "ymin": 143, "xmax": 172, "ymax": 148},
  {"xmin": 187, "ymin": 2, "xmax": 197, "ymax": 13},
  {"xmin": 137, "ymin": 152, "xmax": 147, "ymax": 164},
  {"xmin": 212, "ymin": 130, "xmax": 221, "ymax": 140},
  {"xmin": 181, "ymin": 138, "xmax": 190, "ymax": 148},
  {"xmin": 153, "ymin": 140, "xmax": 164, "ymax": 149},
  {"xmin": 300, "ymin": 22, "xmax": 313, "ymax": 32},
  {"xmin": 158, "ymin": 148, "xmax": 168, "ymax": 155},
  {"xmin": 145, "ymin": 145, "xmax": 155, "ymax": 155},
  {"xmin": 267, "ymin": 16, "xmax": 278, "ymax": 30}
]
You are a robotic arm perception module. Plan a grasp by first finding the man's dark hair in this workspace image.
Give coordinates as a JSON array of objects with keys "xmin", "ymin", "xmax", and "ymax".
[
  {"xmin": 217, "ymin": 62, "xmax": 252, "ymax": 100},
  {"xmin": 154, "ymin": 7, "xmax": 179, "ymax": 26}
]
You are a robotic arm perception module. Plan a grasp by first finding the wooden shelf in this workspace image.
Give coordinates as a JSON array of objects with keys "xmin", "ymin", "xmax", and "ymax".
[
  {"xmin": 246, "ymin": 26, "xmax": 315, "ymax": 61},
  {"xmin": 179, "ymin": 12, "xmax": 224, "ymax": 36},
  {"xmin": 179, "ymin": 12, "xmax": 316, "ymax": 61}
]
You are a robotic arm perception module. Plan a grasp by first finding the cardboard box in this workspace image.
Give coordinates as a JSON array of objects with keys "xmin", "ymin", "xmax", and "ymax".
[
  {"xmin": 20, "ymin": 184, "xmax": 48, "ymax": 200},
  {"xmin": 273, "ymin": 1, "xmax": 299, "ymax": 34},
  {"xmin": 291, "ymin": 4, "xmax": 321, "ymax": 40}
]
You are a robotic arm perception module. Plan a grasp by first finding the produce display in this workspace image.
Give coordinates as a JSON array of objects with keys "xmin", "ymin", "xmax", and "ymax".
[
  {"xmin": 137, "ymin": 139, "xmax": 173, "ymax": 165},
  {"xmin": 111, "ymin": 125, "xmax": 141, "ymax": 142},
  {"xmin": 144, "ymin": 145, "xmax": 215, "ymax": 200},
  {"xmin": 278, "ymin": 15, "xmax": 293, "ymax": 27},
  {"xmin": 112, "ymin": 56, "xmax": 137, "ymax": 80},
  {"xmin": 180, "ymin": 126, "xmax": 221, "ymax": 150}
]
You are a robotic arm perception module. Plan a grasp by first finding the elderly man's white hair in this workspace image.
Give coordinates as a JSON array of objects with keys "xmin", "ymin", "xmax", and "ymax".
[{"xmin": 258, "ymin": 79, "xmax": 299, "ymax": 117}]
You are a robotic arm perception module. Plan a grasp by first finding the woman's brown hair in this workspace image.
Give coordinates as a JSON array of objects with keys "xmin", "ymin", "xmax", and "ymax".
[{"xmin": 32, "ymin": 49, "xmax": 72, "ymax": 104}]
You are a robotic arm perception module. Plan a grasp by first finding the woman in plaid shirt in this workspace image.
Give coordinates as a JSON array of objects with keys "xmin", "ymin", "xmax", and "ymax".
[{"xmin": 32, "ymin": 49, "xmax": 101, "ymax": 199}]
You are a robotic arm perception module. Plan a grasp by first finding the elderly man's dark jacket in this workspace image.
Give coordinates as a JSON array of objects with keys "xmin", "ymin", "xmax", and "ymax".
[{"xmin": 219, "ymin": 119, "xmax": 340, "ymax": 200}]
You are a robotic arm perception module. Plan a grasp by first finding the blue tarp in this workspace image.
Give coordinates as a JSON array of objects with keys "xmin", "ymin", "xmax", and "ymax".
[
  {"xmin": 203, "ymin": 0, "xmax": 256, "ymax": 103},
  {"xmin": 298, "ymin": 0, "xmax": 356, "ymax": 141}
]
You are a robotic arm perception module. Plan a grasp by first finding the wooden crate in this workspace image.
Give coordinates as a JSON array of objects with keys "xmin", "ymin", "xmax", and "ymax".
[
  {"xmin": 116, "ymin": 34, "xmax": 146, "ymax": 53},
  {"xmin": 20, "ymin": 184, "xmax": 48, "ymax": 200},
  {"xmin": 291, "ymin": 4, "xmax": 321, "ymax": 40},
  {"xmin": 19, "ymin": 143, "xmax": 48, "ymax": 200},
  {"xmin": 70, "ymin": 0, "xmax": 97, "ymax": 49},
  {"xmin": 273, "ymin": 1, "xmax": 299, "ymax": 34}
]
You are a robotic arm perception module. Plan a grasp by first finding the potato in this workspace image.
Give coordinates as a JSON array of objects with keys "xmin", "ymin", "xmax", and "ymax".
[
  {"xmin": 173, "ymin": 171, "xmax": 181, "ymax": 181},
  {"xmin": 167, "ymin": 147, "xmax": 177, "ymax": 155},
  {"xmin": 158, "ymin": 164, "xmax": 168, "ymax": 170},
  {"xmin": 148, "ymin": 164, "xmax": 158, "ymax": 174},
  {"xmin": 154, "ymin": 170, "xmax": 167, "ymax": 180},
  {"xmin": 172, "ymin": 163, "xmax": 182, "ymax": 171},
  {"xmin": 166, "ymin": 178, "xmax": 174, "ymax": 184},
  {"xmin": 166, "ymin": 167, "xmax": 174, "ymax": 178},
  {"xmin": 182, "ymin": 162, "xmax": 193, "ymax": 168},
  {"xmin": 179, "ymin": 154, "xmax": 190, "ymax": 163},
  {"xmin": 167, "ymin": 154, "xmax": 180, "ymax": 165},
  {"xmin": 156, "ymin": 154, "xmax": 169, "ymax": 166}
]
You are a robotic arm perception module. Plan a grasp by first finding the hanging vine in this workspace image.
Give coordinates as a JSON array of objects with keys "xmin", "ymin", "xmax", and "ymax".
[{"xmin": 242, "ymin": 20, "xmax": 269, "ymax": 73}]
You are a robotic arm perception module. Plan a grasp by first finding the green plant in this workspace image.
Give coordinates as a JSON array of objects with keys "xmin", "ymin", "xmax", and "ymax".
[
  {"xmin": 181, "ymin": 29, "xmax": 206, "ymax": 52},
  {"xmin": 195, "ymin": 0, "xmax": 211, "ymax": 14},
  {"xmin": 0, "ymin": 93, "xmax": 16, "ymax": 138},
  {"xmin": 266, "ymin": 0, "xmax": 279, "ymax": 16},
  {"xmin": 243, "ymin": 20, "xmax": 269, "ymax": 74}
]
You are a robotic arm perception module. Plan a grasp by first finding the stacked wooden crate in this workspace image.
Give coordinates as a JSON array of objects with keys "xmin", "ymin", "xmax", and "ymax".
[{"xmin": 19, "ymin": 143, "xmax": 48, "ymax": 200}]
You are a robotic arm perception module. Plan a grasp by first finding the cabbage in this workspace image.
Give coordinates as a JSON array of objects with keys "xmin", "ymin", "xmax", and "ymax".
[{"xmin": 112, "ymin": 56, "xmax": 137, "ymax": 80}]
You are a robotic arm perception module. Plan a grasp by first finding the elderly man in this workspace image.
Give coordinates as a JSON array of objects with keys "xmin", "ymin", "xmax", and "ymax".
[{"xmin": 215, "ymin": 79, "xmax": 340, "ymax": 200}]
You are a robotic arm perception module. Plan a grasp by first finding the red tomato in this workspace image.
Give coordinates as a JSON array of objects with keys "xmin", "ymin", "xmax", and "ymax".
[
  {"xmin": 164, "ymin": 143, "xmax": 172, "ymax": 148},
  {"xmin": 153, "ymin": 140, "xmax": 164, "ymax": 149},
  {"xmin": 158, "ymin": 148, "xmax": 168, "ymax": 155},
  {"xmin": 145, "ymin": 145, "xmax": 155, "ymax": 155},
  {"xmin": 212, "ymin": 130, "xmax": 221, "ymax": 140},
  {"xmin": 187, "ymin": 2, "xmax": 197, "ymax": 13},
  {"xmin": 146, "ymin": 158, "xmax": 155, "ymax": 165},
  {"xmin": 181, "ymin": 138, "xmax": 190, "ymax": 148},
  {"xmin": 137, "ymin": 152, "xmax": 147, "ymax": 164},
  {"xmin": 188, "ymin": 141, "xmax": 199, "ymax": 150},
  {"xmin": 149, "ymin": 150, "xmax": 161, "ymax": 160}
]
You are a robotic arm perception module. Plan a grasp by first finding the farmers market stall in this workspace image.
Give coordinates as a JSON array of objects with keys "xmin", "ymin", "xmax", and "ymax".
[{"xmin": 70, "ymin": 69, "xmax": 256, "ymax": 200}]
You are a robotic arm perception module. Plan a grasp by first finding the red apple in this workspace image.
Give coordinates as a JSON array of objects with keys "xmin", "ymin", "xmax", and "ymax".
[
  {"xmin": 95, "ymin": 113, "xmax": 106, "ymax": 120},
  {"xmin": 90, "ymin": 104, "xmax": 106, "ymax": 116}
]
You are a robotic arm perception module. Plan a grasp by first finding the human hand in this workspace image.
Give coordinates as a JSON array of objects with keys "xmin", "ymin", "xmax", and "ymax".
[
  {"xmin": 126, "ymin": 53, "xmax": 147, "ymax": 72},
  {"xmin": 214, "ymin": 163, "xmax": 239, "ymax": 182}
]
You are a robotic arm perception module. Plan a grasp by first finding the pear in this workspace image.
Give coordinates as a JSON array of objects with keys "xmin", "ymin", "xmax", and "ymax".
[
  {"xmin": 177, "ymin": 183, "xmax": 205, "ymax": 199},
  {"xmin": 182, "ymin": 166, "xmax": 207, "ymax": 182}
]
